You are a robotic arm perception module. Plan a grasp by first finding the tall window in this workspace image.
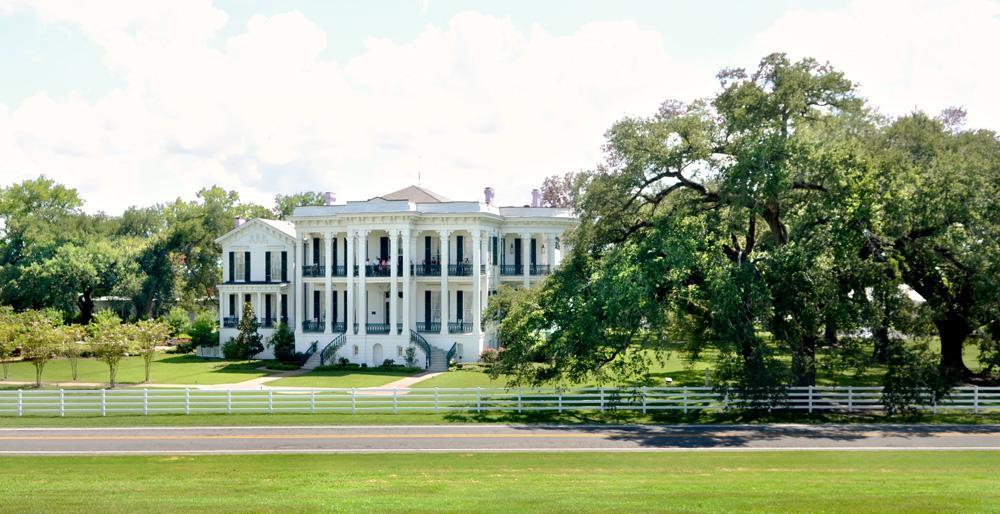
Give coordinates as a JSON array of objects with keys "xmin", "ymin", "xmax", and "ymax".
[{"xmin": 234, "ymin": 252, "xmax": 246, "ymax": 282}]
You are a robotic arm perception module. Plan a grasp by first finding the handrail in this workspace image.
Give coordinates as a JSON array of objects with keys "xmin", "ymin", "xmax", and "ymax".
[
  {"xmin": 303, "ymin": 341, "xmax": 318, "ymax": 361},
  {"xmin": 446, "ymin": 342, "xmax": 458, "ymax": 365},
  {"xmin": 409, "ymin": 330, "xmax": 432, "ymax": 368},
  {"xmin": 319, "ymin": 333, "xmax": 348, "ymax": 366}
]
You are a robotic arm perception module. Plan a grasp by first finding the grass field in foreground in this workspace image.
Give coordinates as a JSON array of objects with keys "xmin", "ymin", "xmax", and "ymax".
[
  {"xmin": 0, "ymin": 452, "xmax": 996, "ymax": 513},
  {"xmin": 268, "ymin": 368, "xmax": 419, "ymax": 388}
]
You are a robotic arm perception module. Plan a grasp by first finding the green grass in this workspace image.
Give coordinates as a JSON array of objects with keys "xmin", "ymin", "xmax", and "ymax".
[
  {"xmin": 1, "ymin": 354, "xmax": 271, "ymax": 386},
  {"xmin": 0, "ymin": 452, "xmax": 996, "ymax": 512},
  {"xmin": 268, "ymin": 368, "xmax": 420, "ymax": 388}
]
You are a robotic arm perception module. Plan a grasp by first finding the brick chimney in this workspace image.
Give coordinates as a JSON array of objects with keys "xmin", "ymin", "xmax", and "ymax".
[{"xmin": 233, "ymin": 217, "xmax": 245, "ymax": 228}]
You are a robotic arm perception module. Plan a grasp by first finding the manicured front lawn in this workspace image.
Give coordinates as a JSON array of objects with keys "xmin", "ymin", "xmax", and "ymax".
[
  {"xmin": 0, "ymin": 354, "xmax": 271, "ymax": 386},
  {"xmin": 0, "ymin": 452, "xmax": 996, "ymax": 512},
  {"xmin": 268, "ymin": 368, "xmax": 420, "ymax": 388},
  {"xmin": 412, "ymin": 367, "xmax": 510, "ymax": 388}
]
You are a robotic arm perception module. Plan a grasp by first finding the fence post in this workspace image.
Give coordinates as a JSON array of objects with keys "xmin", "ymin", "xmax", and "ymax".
[
  {"xmin": 517, "ymin": 387, "xmax": 522, "ymax": 413},
  {"xmin": 59, "ymin": 388, "xmax": 65, "ymax": 417},
  {"xmin": 393, "ymin": 388, "xmax": 398, "ymax": 415},
  {"xmin": 143, "ymin": 388, "xmax": 149, "ymax": 416},
  {"xmin": 683, "ymin": 387, "xmax": 689, "ymax": 414},
  {"xmin": 932, "ymin": 394, "xmax": 937, "ymax": 415},
  {"xmin": 641, "ymin": 386, "xmax": 647, "ymax": 414},
  {"xmin": 476, "ymin": 387, "xmax": 481, "ymax": 414},
  {"xmin": 17, "ymin": 389, "xmax": 22, "ymax": 417},
  {"xmin": 974, "ymin": 386, "xmax": 979, "ymax": 415},
  {"xmin": 434, "ymin": 387, "xmax": 440, "ymax": 414},
  {"xmin": 226, "ymin": 390, "xmax": 232, "ymax": 415},
  {"xmin": 558, "ymin": 389, "xmax": 563, "ymax": 414},
  {"xmin": 310, "ymin": 389, "xmax": 315, "ymax": 414},
  {"xmin": 101, "ymin": 388, "xmax": 107, "ymax": 417},
  {"xmin": 808, "ymin": 386, "xmax": 813, "ymax": 414},
  {"xmin": 599, "ymin": 387, "xmax": 605, "ymax": 413},
  {"xmin": 351, "ymin": 388, "xmax": 356, "ymax": 414},
  {"xmin": 847, "ymin": 386, "xmax": 854, "ymax": 413},
  {"xmin": 268, "ymin": 390, "xmax": 273, "ymax": 414}
]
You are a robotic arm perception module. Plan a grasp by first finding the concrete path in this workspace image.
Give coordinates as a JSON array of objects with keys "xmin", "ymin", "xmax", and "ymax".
[{"xmin": 0, "ymin": 424, "xmax": 998, "ymax": 454}]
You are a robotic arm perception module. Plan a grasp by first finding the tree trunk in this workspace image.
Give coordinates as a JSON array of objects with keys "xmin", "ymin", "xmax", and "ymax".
[
  {"xmin": 872, "ymin": 324, "xmax": 890, "ymax": 364},
  {"xmin": 935, "ymin": 314, "xmax": 972, "ymax": 378}
]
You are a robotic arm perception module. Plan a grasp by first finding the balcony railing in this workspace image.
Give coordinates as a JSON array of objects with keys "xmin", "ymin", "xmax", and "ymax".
[
  {"xmin": 500, "ymin": 264, "xmax": 522, "ymax": 275},
  {"xmin": 415, "ymin": 321, "xmax": 440, "ymax": 333},
  {"xmin": 302, "ymin": 264, "xmax": 325, "ymax": 277},
  {"xmin": 447, "ymin": 264, "xmax": 488, "ymax": 276},
  {"xmin": 530, "ymin": 264, "xmax": 551, "ymax": 276},
  {"xmin": 331, "ymin": 321, "xmax": 346, "ymax": 333},
  {"xmin": 302, "ymin": 320, "xmax": 324, "ymax": 333},
  {"xmin": 414, "ymin": 264, "xmax": 441, "ymax": 276},
  {"xmin": 448, "ymin": 321, "xmax": 474, "ymax": 334},
  {"xmin": 331, "ymin": 265, "xmax": 347, "ymax": 277},
  {"xmin": 366, "ymin": 323, "xmax": 391, "ymax": 334},
  {"xmin": 222, "ymin": 316, "xmax": 239, "ymax": 328},
  {"xmin": 365, "ymin": 266, "xmax": 392, "ymax": 277}
]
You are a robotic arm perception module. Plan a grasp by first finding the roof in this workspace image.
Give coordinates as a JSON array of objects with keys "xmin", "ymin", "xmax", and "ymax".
[
  {"xmin": 214, "ymin": 218, "xmax": 297, "ymax": 244},
  {"xmin": 375, "ymin": 185, "xmax": 450, "ymax": 203},
  {"xmin": 258, "ymin": 219, "xmax": 296, "ymax": 238}
]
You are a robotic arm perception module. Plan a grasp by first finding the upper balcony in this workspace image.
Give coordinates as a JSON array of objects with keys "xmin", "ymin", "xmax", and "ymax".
[{"xmin": 302, "ymin": 264, "xmax": 325, "ymax": 277}]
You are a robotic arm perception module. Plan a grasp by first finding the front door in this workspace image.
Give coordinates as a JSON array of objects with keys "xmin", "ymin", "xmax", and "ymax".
[
  {"xmin": 424, "ymin": 290, "xmax": 431, "ymax": 326},
  {"xmin": 380, "ymin": 237, "xmax": 389, "ymax": 261},
  {"xmin": 372, "ymin": 343, "xmax": 383, "ymax": 366},
  {"xmin": 456, "ymin": 235, "xmax": 464, "ymax": 263},
  {"xmin": 513, "ymin": 238, "xmax": 522, "ymax": 269}
]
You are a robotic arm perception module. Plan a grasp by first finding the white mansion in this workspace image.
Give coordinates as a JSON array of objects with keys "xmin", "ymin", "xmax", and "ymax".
[{"xmin": 212, "ymin": 186, "xmax": 576, "ymax": 370}]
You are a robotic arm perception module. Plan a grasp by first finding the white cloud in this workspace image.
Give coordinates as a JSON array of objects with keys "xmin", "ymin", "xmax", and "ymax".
[
  {"xmin": 752, "ymin": 0, "xmax": 1000, "ymax": 129},
  {"xmin": 0, "ymin": 3, "xmax": 709, "ymax": 213}
]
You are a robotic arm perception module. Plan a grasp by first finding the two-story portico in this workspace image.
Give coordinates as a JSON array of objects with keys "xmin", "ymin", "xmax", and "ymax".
[{"xmin": 215, "ymin": 186, "xmax": 575, "ymax": 369}]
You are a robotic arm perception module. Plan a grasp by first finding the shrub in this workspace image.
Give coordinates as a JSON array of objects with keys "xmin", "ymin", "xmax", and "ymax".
[
  {"xmin": 163, "ymin": 307, "xmax": 191, "ymax": 337},
  {"xmin": 189, "ymin": 311, "xmax": 219, "ymax": 348},
  {"xmin": 882, "ymin": 340, "xmax": 956, "ymax": 414},
  {"xmin": 268, "ymin": 323, "xmax": 296, "ymax": 362},
  {"xmin": 381, "ymin": 359, "xmax": 396, "ymax": 368},
  {"xmin": 337, "ymin": 357, "xmax": 350, "ymax": 366},
  {"xmin": 263, "ymin": 361, "xmax": 299, "ymax": 371},
  {"xmin": 222, "ymin": 339, "xmax": 240, "ymax": 360},
  {"xmin": 404, "ymin": 346, "xmax": 417, "ymax": 368},
  {"xmin": 229, "ymin": 302, "xmax": 263, "ymax": 359},
  {"xmin": 479, "ymin": 348, "xmax": 500, "ymax": 366},
  {"xmin": 360, "ymin": 363, "xmax": 368, "ymax": 369}
]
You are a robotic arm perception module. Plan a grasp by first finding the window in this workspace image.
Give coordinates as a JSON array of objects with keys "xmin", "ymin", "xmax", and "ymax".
[
  {"xmin": 234, "ymin": 252, "xmax": 246, "ymax": 281},
  {"xmin": 352, "ymin": 345, "xmax": 359, "ymax": 356},
  {"xmin": 397, "ymin": 346, "xmax": 403, "ymax": 357}
]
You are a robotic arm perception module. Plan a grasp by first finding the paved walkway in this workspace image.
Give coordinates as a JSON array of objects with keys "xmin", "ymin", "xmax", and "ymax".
[{"xmin": 1, "ymin": 424, "xmax": 998, "ymax": 454}]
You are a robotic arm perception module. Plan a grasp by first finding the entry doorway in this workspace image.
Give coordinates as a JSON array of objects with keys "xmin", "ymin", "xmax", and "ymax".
[{"xmin": 372, "ymin": 343, "xmax": 383, "ymax": 366}]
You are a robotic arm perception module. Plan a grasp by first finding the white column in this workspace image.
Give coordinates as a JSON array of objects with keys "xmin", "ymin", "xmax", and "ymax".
[
  {"xmin": 546, "ymin": 233, "xmax": 556, "ymax": 271},
  {"xmin": 439, "ymin": 229, "xmax": 449, "ymax": 335},
  {"xmin": 255, "ymin": 292, "xmax": 262, "ymax": 324},
  {"xmin": 472, "ymin": 230, "xmax": 482, "ymax": 336},
  {"xmin": 483, "ymin": 232, "xmax": 491, "ymax": 325},
  {"xmin": 402, "ymin": 229, "xmax": 411, "ymax": 336},
  {"xmin": 295, "ymin": 233, "xmax": 304, "ymax": 331},
  {"xmin": 346, "ymin": 231, "xmax": 355, "ymax": 334},
  {"xmin": 359, "ymin": 229, "xmax": 368, "ymax": 335},
  {"xmin": 323, "ymin": 232, "xmax": 333, "ymax": 334},
  {"xmin": 218, "ymin": 290, "xmax": 225, "ymax": 328},
  {"xmin": 389, "ymin": 228, "xmax": 399, "ymax": 335},
  {"xmin": 521, "ymin": 232, "xmax": 531, "ymax": 287}
]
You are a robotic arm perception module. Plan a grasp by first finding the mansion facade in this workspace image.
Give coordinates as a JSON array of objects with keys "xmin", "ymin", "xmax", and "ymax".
[{"xmin": 211, "ymin": 186, "xmax": 576, "ymax": 370}]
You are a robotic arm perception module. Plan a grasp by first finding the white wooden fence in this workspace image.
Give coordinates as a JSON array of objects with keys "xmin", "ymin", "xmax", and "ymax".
[{"xmin": 0, "ymin": 386, "xmax": 998, "ymax": 417}]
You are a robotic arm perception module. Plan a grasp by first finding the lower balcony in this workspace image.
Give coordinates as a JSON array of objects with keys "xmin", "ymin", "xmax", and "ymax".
[
  {"xmin": 366, "ymin": 323, "xmax": 391, "ymax": 334},
  {"xmin": 222, "ymin": 317, "xmax": 238, "ymax": 328},
  {"xmin": 302, "ymin": 320, "xmax": 324, "ymax": 333},
  {"xmin": 331, "ymin": 321, "xmax": 346, "ymax": 333},
  {"xmin": 530, "ymin": 265, "xmax": 551, "ymax": 276},
  {"xmin": 448, "ymin": 321, "xmax": 474, "ymax": 334}
]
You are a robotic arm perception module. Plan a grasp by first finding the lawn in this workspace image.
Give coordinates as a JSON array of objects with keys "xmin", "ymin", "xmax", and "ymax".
[
  {"xmin": 0, "ymin": 354, "xmax": 271, "ymax": 386},
  {"xmin": 0, "ymin": 452, "xmax": 996, "ymax": 512},
  {"xmin": 268, "ymin": 368, "xmax": 420, "ymax": 388}
]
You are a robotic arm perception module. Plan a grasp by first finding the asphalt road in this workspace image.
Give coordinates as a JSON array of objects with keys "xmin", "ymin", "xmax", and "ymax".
[{"xmin": 0, "ymin": 424, "xmax": 998, "ymax": 454}]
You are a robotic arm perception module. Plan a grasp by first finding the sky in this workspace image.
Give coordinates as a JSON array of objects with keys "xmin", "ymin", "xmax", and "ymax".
[{"xmin": 1, "ymin": 0, "xmax": 998, "ymax": 214}]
